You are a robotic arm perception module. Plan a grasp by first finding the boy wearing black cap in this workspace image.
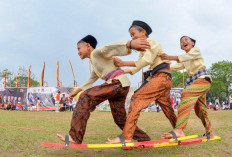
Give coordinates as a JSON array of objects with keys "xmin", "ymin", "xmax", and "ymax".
[
  {"xmin": 57, "ymin": 35, "xmax": 152, "ymax": 144},
  {"xmin": 107, "ymin": 21, "xmax": 177, "ymax": 144},
  {"xmin": 159, "ymin": 36, "xmax": 214, "ymax": 140}
]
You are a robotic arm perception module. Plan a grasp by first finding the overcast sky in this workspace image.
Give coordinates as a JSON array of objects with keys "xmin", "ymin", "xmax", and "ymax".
[{"xmin": 0, "ymin": 0, "xmax": 231, "ymax": 87}]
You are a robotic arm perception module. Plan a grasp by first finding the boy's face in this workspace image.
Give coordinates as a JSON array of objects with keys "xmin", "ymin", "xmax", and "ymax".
[
  {"xmin": 77, "ymin": 43, "xmax": 91, "ymax": 59},
  {"xmin": 129, "ymin": 27, "xmax": 146, "ymax": 40},
  {"xmin": 180, "ymin": 37, "xmax": 194, "ymax": 52}
]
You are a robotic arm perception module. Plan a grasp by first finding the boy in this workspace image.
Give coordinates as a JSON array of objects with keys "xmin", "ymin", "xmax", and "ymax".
[
  {"xmin": 57, "ymin": 35, "xmax": 151, "ymax": 144},
  {"xmin": 160, "ymin": 36, "xmax": 214, "ymax": 140},
  {"xmin": 108, "ymin": 20, "xmax": 176, "ymax": 144}
]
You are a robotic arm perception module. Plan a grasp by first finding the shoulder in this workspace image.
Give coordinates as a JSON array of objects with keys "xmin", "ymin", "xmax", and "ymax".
[
  {"xmin": 190, "ymin": 47, "xmax": 201, "ymax": 53},
  {"xmin": 147, "ymin": 38, "xmax": 160, "ymax": 45},
  {"xmin": 91, "ymin": 48, "xmax": 101, "ymax": 57}
]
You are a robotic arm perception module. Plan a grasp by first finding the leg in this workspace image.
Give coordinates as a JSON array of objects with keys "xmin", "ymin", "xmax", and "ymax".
[
  {"xmin": 194, "ymin": 94, "xmax": 213, "ymax": 137},
  {"xmin": 162, "ymin": 78, "xmax": 211, "ymax": 139},
  {"xmin": 109, "ymin": 86, "xmax": 151, "ymax": 142},
  {"xmin": 156, "ymin": 80, "xmax": 176, "ymax": 129},
  {"xmin": 68, "ymin": 80, "xmax": 126, "ymax": 144},
  {"xmin": 107, "ymin": 73, "xmax": 173, "ymax": 143}
]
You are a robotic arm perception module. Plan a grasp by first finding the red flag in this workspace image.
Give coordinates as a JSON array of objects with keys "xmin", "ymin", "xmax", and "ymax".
[
  {"xmin": 56, "ymin": 61, "xmax": 61, "ymax": 87},
  {"xmin": 41, "ymin": 62, "xmax": 45, "ymax": 86},
  {"xmin": 27, "ymin": 65, "xmax": 31, "ymax": 88},
  {"xmin": 16, "ymin": 67, "xmax": 20, "ymax": 88},
  {"xmin": 69, "ymin": 60, "xmax": 77, "ymax": 87}
]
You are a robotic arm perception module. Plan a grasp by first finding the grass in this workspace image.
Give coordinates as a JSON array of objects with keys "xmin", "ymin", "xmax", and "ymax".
[{"xmin": 0, "ymin": 109, "xmax": 231, "ymax": 157}]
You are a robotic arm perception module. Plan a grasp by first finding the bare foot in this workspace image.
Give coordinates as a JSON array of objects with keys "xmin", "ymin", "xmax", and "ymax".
[
  {"xmin": 56, "ymin": 134, "xmax": 75, "ymax": 143},
  {"xmin": 106, "ymin": 137, "xmax": 131, "ymax": 144},
  {"xmin": 201, "ymin": 131, "xmax": 214, "ymax": 139},
  {"xmin": 161, "ymin": 129, "xmax": 185, "ymax": 139}
]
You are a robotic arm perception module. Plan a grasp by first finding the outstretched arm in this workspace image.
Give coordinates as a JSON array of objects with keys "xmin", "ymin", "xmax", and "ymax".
[
  {"xmin": 159, "ymin": 53, "xmax": 179, "ymax": 62},
  {"xmin": 114, "ymin": 57, "xmax": 136, "ymax": 67},
  {"xmin": 69, "ymin": 71, "xmax": 98, "ymax": 98},
  {"xmin": 99, "ymin": 38, "xmax": 151, "ymax": 59}
]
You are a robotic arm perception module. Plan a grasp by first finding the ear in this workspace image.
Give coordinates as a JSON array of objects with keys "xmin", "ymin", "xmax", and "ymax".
[
  {"xmin": 191, "ymin": 41, "xmax": 195, "ymax": 47},
  {"xmin": 85, "ymin": 43, "xmax": 90, "ymax": 47},
  {"xmin": 141, "ymin": 29, "xmax": 146, "ymax": 35}
]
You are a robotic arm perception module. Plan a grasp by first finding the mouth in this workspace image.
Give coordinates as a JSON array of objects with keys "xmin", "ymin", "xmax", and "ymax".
[{"xmin": 183, "ymin": 43, "xmax": 188, "ymax": 48}]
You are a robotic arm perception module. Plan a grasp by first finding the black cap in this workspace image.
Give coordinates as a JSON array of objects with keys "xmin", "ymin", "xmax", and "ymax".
[
  {"xmin": 180, "ymin": 36, "xmax": 196, "ymax": 46},
  {"xmin": 130, "ymin": 20, "xmax": 152, "ymax": 35},
  {"xmin": 79, "ymin": 35, "xmax": 98, "ymax": 49}
]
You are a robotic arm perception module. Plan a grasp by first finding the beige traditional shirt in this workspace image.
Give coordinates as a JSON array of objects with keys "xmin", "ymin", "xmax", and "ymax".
[
  {"xmin": 171, "ymin": 47, "xmax": 208, "ymax": 76},
  {"xmin": 80, "ymin": 42, "xmax": 131, "ymax": 90},
  {"xmin": 129, "ymin": 38, "xmax": 170, "ymax": 74}
]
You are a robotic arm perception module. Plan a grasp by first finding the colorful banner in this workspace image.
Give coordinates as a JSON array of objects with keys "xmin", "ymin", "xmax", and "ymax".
[
  {"xmin": 0, "ymin": 87, "xmax": 184, "ymax": 112},
  {"xmin": 69, "ymin": 60, "xmax": 77, "ymax": 87},
  {"xmin": 0, "ymin": 87, "xmax": 27, "ymax": 110},
  {"xmin": 0, "ymin": 87, "xmax": 75, "ymax": 111}
]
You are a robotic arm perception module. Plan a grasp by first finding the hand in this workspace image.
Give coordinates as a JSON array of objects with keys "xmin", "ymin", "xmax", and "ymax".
[
  {"xmin": 130, "ymin": 38, "xmax": 151, "ymax": 51},
  {"xmin": 159, "ymin": 53, "xmax": 169, "ymax": 60},
  {"xmin": 114, "ymin": 57, "xmax": 124, "ymax": 67}
]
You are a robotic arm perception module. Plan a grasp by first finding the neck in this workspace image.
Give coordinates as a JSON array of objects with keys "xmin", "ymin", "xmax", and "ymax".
[
  {"xmin": 142, "ymin": 35, "xmax": 147, "ymax": 39},
  {"xmin": 185, "ymin": 47, "xmax": 193, "ymax": 53},
  {"xmin": 87, "ymin": 47, "xmax": 94, "ymax": 58}
]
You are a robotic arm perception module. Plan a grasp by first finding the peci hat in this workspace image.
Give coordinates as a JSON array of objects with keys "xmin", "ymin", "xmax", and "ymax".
[
  {"xmin": 79, "ymin": 35, "xmax": 98, "ymax": 49},
  {"xmin": 130, "ymin": 20, "xmax": 152, "ymax": 35}
]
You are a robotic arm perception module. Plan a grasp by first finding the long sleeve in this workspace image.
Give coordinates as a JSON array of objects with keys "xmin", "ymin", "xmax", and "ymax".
[
  {"xmin": 130, "ymin": 40, "xmax": 161, "ymax": 75},
  {"xmin": 97, "ymin": 41, "xmax": 131, "ymax": 58},
  {"xmin": 171, "ymin": 63, "xmax": 185, "ymax": 71},
  {"xmin": 178, "ymin": 47, "xmax": 202, "ymax": 62},
  {"xmin": 80, "ymin": 70, "xmax": 98, "ymax": 90}
]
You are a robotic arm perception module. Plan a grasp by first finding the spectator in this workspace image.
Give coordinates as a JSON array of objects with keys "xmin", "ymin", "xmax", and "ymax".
[
  {"xmin": 56, "ymin": 91, "xmax": 61, "ymax": 105},
  {"xmin": 229, "ymin": 94, "xmax": 232, "ymax": 110},
  {"xmin": 36, "ymin": 97, "xmax": 41, "ymax": 111},
  {"xmin": 214, "ymin": 98, "xmax": 220, "ymax": 111},
  {"xmin": 59, "ymin": 94, "xmax": 68, "ymax": 112},
  {"xmin": 222, "ymin": 101, "xmax": 228, "ymax": 110}
]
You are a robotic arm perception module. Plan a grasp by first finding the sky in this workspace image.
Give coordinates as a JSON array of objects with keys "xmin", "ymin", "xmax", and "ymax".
[{"xmin": 0, "ymin": 0, "xmax": 232, "ymax": 87}]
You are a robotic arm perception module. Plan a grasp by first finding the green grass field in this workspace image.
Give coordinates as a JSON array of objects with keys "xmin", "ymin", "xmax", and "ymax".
[{"xmin": 0, "ymin": 109, "xmax": 231, "ymax": 157}]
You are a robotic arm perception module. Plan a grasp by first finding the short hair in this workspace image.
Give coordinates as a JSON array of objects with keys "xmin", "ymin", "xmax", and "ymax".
[
  {"xmin": 129, "ymin": 25, "xmax": 148, "ymax": 37},
  {"xmin": 77, "ymin": 35, "xmax": 97, "ymax": 48},
  {"xmin": 77, "ymin": 40, "xmax": 86, "ymax": 45}
]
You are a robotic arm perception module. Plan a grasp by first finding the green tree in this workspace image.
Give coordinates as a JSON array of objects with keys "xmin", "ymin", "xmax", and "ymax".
[
  {"xmin": 0, "ymin": 68, "xmax": 14, "ymax": 87},
  {"xmin": 8, "ymin": 66, "xmax": 40, "ymax": 87},
  {"xmin": 208, "ymin": 60, "xmax": 232, "ymax": 101},
  {"xmin": 171, "ymin": 71, "xmax": 188, "ymax": 88}
]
